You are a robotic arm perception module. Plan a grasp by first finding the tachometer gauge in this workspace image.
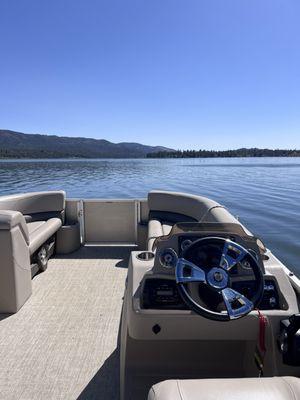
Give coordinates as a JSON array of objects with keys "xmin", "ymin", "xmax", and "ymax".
[{"xmin": 159, "ymin": 248, "xmax": 178, "ymax": 269}]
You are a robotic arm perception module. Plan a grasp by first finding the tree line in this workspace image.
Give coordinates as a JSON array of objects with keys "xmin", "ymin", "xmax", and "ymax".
[{"xmin": 146, "ymin": 148, "xmax": 300, "ymax": 158}]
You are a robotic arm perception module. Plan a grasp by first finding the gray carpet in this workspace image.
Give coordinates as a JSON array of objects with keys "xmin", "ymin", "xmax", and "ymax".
[{"xmin": 0, "ymin": 246, "xmax": 132, "ymax": 400}]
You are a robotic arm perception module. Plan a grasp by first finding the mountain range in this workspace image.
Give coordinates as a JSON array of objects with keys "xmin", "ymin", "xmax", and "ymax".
[{"xmin": 0, "ymin": 130, "xmax": 172, "ymax": 158}]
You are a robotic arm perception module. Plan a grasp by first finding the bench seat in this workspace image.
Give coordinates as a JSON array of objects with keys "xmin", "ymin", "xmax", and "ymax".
[
  {"xmin": 146, "ymin": 191, "xmax": 240, "ymax": 251},
  {"xmin": 0, "ymin": 191, "xmax": 66, "ymax": 313},
  {"xmin": 27, "ymin": 218, "xmax": 62, "ymax": 254}
]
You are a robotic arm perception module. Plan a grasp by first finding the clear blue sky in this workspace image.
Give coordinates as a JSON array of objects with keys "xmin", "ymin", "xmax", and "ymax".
[{"xmin": 0, "ymin": 1, "xmax": 299, "ymax": 150}]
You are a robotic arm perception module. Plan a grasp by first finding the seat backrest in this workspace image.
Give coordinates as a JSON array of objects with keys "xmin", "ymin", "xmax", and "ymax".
[
  {"xmin": 0, "ymin": 191, "xmax": 66, "ymax": 222},
  {"xmin": 148, "ymin": 190, "xmax": 238, "ymax": 224}
]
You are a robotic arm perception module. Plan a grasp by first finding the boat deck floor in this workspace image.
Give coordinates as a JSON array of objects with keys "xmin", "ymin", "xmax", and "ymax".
[{"xmin": 0, "ymin": 246, "xmax": 133, "ymax": 400}]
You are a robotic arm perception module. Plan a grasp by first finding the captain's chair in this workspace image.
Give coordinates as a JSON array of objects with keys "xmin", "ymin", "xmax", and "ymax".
[{"xmin": 148, "ymin": 377, "xmax": 300, "ymax": 400}]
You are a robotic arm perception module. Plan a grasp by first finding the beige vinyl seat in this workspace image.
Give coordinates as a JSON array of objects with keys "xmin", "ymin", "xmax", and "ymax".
[
  {"xmin": 27, "ymin": 218, "xmax": 62, "ymax": 254},
  {"xmin": 146, "ymin": 190, "xmax": 239, "ymax": 251},
  {"xmin": 148, "ymin": 377, "xmax": 300, "ymax": 400},
  {"xmin": 0, "ymin": 191, "xmax": 65, "ymax": 255},
  {"xmin": 147, "ymin": 219, "xmax": 175, "ymax": 251},
  {"xmin": 0, "ymin": 191, "xmax": 65, "ymax": 313}
]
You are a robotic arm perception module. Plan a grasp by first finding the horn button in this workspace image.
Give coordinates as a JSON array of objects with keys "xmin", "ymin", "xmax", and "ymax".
[{"xmin": 207, "ymin": 267, "xmax": 228, "ymax": 289}]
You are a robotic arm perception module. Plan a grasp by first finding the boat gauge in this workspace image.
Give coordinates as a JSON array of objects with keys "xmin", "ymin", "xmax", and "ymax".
[
  {"xmin": 241, "ymin": 259, "xmax": 252, "ymax": 270},
  {"xmin": 181, "ymin": 239, "xmax": 192, "ymax": 252},
  {"xmin": 159, "ymin": 248, "xmax": 178, "ymax": 269}
]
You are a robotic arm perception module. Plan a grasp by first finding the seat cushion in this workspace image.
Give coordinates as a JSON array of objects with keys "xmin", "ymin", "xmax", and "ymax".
[
  {"xmin": 162, "ymin": 222, "xmax": 173, "ymax": 236},
  {"xmin": 147, "ymin": 219, "xmax": 163, "ymax": 251},
  {"xmin": 147, "ymin": 219, "xmax": 174, "ymax": 251},
  {"xmin": 148, "ymin": 377, "xmax": 300, "ymax": 400},
  {"xmin": 28, "ymin": 218, "xmax": 62, "ymax": 255},
  {"xmin": 27, "ymin": 221, "xmax": 46, "ymax": 235},
  {"xmin": 148, "ymin": 219, "xmax": 163, "ymax": 240}
]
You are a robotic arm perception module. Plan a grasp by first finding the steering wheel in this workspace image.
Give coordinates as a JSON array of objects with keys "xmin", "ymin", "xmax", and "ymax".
[{"xmin": 175, "ymin": 237, "xmax": 264, "ymax": 321}]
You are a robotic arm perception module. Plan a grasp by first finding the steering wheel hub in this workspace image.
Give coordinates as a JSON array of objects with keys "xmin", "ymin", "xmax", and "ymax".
[{"xmin": 207, "ymin": 267, "xmax": 228, "ymax": 289}]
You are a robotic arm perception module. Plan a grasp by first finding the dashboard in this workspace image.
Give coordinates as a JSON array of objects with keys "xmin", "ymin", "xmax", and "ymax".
[
  {"xmin": 142, "ymin": 232, "xmax": 282, "ymax": 311},
  {"xmin": 159, "ymin": 234, "xmax": 259, "ymax": 273},
  {"xmin": 142, "ymin": 277, "xmax": 280, "ymax": 310}
]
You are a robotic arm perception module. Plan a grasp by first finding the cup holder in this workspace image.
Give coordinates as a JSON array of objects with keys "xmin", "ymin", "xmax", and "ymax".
[{"xmin": 137, "ymin": 251, "xmax": 155, "ymax": 261}]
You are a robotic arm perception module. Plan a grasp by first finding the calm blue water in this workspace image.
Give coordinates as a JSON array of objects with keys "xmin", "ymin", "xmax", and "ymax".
[{"xmin": 0, "ymin": 157, "xmax": 299, "ymax": 275}]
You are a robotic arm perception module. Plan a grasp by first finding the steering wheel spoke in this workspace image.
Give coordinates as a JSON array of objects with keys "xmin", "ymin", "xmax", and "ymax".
[
  {"xmin": 176, "ymin": 258, "xmax": 206, "ymax": 284},
  {"xmin": 220, "ymin": 240, "xmax": 247, "ymax": 271},
  {"xmin": 222, "ymin": 287, "xmax": 253, "ymax": 320}
]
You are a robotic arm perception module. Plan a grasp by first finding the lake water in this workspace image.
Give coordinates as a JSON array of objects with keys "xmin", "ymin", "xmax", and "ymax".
[{"xmin": 0, "ymin": 157, "xmax": 299, "ymax": 275}]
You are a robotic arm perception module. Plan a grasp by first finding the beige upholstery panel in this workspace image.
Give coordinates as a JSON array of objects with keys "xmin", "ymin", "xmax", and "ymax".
[
  {"xmin": 148, "ymin": 220, "xmax": 163, "ymax": 239},
  {"xmin": 148, "ymin": 191, "xmax": 220, "ymax": 221},
  {"xmin": 148, "ymin": 379, "xmax": 182, "ymax": 400},
  {"xmin": 147, "ymin": 219, "xmax": 164, "ymax": 251},
  {"xmin": 202, "ymin": 206, "xmax": 239, "ymax": 224},
  {"xmin": 0, "ymin": 191, "xmax": 66, "ymax": 214},
  {"xmin": 147, "ymin": 222, "xmax": 173, "ymax": 251},
  {"xmin": 146, "ymin": 191, "xmax": 239, "ymax": 251},
  {"xmin": 148, "ymin": 190, "xmax": 239, "ymax": 225},
  {"xmin": 29, "ymin": 218, "xmax": 62, "ymax": 254},
  {"xmin": 0, "ymin": 221, "xmax": 32, "ymax": 313},
  {"xmin": 0, "ymin": 193, "xmax": 65, "ymax": 313},
  {"xmin": 148, "ymin": 377, "xmax": 300, "ymax": 400},
  {"xmin": 27, "ymin": 221, "xmax": 45, "ymax": 235},
  {"xmin": 162, "ymin": 223, "xmax": 173, "ymax": 236},
  {"xmin": 0, "ymin": 210, "xmax": 29, "ymax": 245}
]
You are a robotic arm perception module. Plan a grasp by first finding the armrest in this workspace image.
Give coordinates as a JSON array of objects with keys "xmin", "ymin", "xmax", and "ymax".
[{"xmin": 0, "ymin": 210, "xmax": 30, "ymax": 244}]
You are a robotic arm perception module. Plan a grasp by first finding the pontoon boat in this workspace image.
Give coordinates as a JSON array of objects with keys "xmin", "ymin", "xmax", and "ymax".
[{"xmin": 0, "ymin": 190, "xmax": 299, "ymax": 399}]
